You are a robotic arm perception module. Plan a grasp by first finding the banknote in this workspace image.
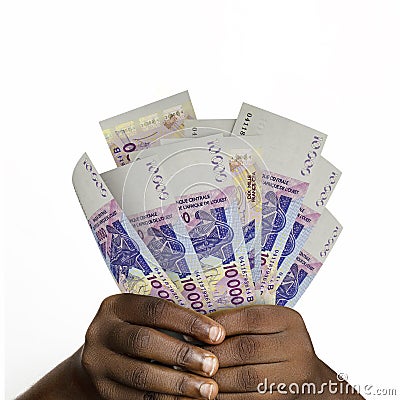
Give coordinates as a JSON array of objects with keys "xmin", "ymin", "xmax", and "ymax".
[
  {"xmin": 136, "ymin": 135, "xmax": 256, "ymax": 309},
  {"xmin": 72, "ymin": 153, "xmax": 185, "ymax": 306},
  {"xmin": 235, "ymin": 135, "xmax": 312, "ymax": 300},
  {"xmin": 231, "ymin": 105, "xmax": 328, "ymax": 300},
  {"xmin": 274, "ymin": 208, "xmax": 343, "ymax": 307},
  {"xmin": 228, "ymin": 149, "xmax": 262, "ymax": 277},
  {"xmin": 263, "ymin": 156, "xmax": 342, "ymax": 302},
  {"xmin": 223, "ymin": 136, "xmax": 310, "ymax": 300},
  {"xmin": 183, "ymin": 119, "xmax": 236, "ymax": 137},
  {"xmin": 100, "ymin": 91, "xmax": 196, "ymax": 167},
  {"xmin": 158, "ymin": 135, "xmax": 263, "ymax": 281},
  {"xmin": 101, "ymin": 157, "xmax": 216, "ymax": 314},
  {"xmin": 209, "ymin": 137, "xmax": 263, "ymax": 283},
  {"xmin": 232, "ymin": 103, "xmax": 327, "ymax": 153}
]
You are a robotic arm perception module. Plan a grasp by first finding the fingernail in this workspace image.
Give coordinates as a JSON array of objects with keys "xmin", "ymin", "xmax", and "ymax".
[
  {"xmin": 199, "ymin": 382, "xmax": 216, "ymax": 399},
  {"xmin": 202, "ymin": 355, "xmax": 218, "ymax": 376},
  {"xmin": 208, "ymin": 326, "xmax": 224, "ymax": 343}
]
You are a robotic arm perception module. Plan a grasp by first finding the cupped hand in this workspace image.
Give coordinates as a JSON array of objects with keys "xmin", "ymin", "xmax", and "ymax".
[
  {"xmin": 80, "ymin": 294, "xmax": 226, "ymax": 399},
  {"xmin": 204, "ymin": 306, "xmax": 323, "ymax": 400}
]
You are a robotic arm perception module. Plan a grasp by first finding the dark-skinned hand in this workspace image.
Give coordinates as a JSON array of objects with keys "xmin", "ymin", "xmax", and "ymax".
[{"xmin": 18, "ymin": 294, "xmax": 364, "ymax": 400}]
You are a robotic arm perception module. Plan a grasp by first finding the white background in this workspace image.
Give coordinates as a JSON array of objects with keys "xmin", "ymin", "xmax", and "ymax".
[{"xmin": 2, "ymin": 1, "xmax": 400, "ymax": 398}]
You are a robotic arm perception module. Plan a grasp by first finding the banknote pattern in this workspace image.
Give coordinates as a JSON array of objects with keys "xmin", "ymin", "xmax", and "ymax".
[
  {"xmin": 228, "ymin": 150, "xmax": 262, "ymax": 281},
  {"xmin": 230, "ymin": 104, "xmax": 331, "ymax": 302},
  {"xmin": 259, "ymin": 171, "xmax": 309, "ymax": 297},
  {"xmin": 128, "ymin": 202, "xmax": 216, "ymax": 313},
  {"xmin": 72, "ymin": 93, "xmax": 344, "ymax": 312},
  {"xmin": 264, "ymin": 158, "xmax": 342, "ymax": 301},
  {"xmin": 101, "ymin": 157, "xmax": 216, "ymax": 313},
  {"xmin": 275, "ymin": 249, "xmax": 323, "ymax": 307},
  {"xmin": 90, "ymin": 199, "xmax": 184, "ymax": 302},
  {"xmin": 263, "ymin": 204, "xmax": 321, "ymax": 303},
  {"xmin": 274, "ymin": 209, "xmax": 343, "ymax": 307},
  {"xmin": 73, "ymin": 154, "xmax": 186, "ymax": 306},
  {"xmin": 100, "ymin": 91, "xmax": 196, "ymax": 166},
  {"xmin": 133, "ymin": 135, "xmax": 256, "ymax": 309},
  {"xmin": 177, "ymin": 185, "xmax": 255, "ymax": 308}
]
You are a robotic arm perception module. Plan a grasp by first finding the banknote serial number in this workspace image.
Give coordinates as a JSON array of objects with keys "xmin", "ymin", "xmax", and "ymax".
[
  {"xmin": 83, "ymin": 159, "xmax": 108, "ymax": 197},
  {"xmin": 239, "ymin": 113, "xmax": 253, "ymax": 135}
]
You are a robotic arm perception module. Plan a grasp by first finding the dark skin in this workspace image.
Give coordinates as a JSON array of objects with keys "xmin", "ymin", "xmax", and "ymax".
[{"xmin": 17, "ymin": 294, "xmax": 364, "ymax": 399}]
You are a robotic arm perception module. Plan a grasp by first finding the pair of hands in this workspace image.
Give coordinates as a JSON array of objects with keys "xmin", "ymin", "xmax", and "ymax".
[{"xmin": 79, "ymin": 294, "xmax": 324, "ymax": 399}]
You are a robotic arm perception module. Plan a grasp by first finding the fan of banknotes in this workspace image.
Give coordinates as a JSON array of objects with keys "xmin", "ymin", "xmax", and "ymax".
[{"xmin": 72, "ymin": 91, "xmax": 342, "ymax": 313}]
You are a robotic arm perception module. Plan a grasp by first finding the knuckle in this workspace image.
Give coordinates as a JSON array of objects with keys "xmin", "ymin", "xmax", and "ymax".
[
  {"xmin": 99, "ymin": 295, "xmax": 119, "ymax": 314},
  {"xmin": 128, "ymin": 327, "xmax": 151, "ymax": 354},
  {"xmin": 216, "ymin": 394, "xmax": 255, "ymax": 400},
  {"xmin": 81, "ymin": 350, "xmax": 92, "ymax": 373},
  {"xmin": 291, "ymin": 359, "xmax": 315, "ymax": 386},
  {"xmin": 242, "ymin": 307, "xmax": 263, "ymax": 331},
  {"xmin": 143, "ymin": 392, "xmax": 157, "ymax": 400},
  {"xmin": 81, "ymin": 346, "xmax": 99, "ymax": 375},
  {"xmin": 236, "ymin": 365, "xmax": 261, "ymax": 391},
  {"xmin": 175, "ymin": 343, "xmax": 194, "ymax": 367},
  {"xmin": 184, "ymin": 313, "xmax": 204, "ymax": 336},
  {"xmin": 145, "ymin": 297, "xmax": 168, "ymax": 325},
  {"xmin": 293, "ymin": 333, "xmax": 315, "ymax": 362},
  {"xmin": 247, "ymin": 395, "xmax": 263, "ymax": 400},
  {"xmin": 149, "ymin": 394, "xmax": 180, "ymax": 400},
  {"xmin": 175, "ymin": 374, "xmax": 192, "ymax": 395},
  {"xmin": 219, "ymin": 394, "xmax": 260, "ymax": 400},
  {"xmin": 268, "ymin": 333, "xmax": 284, "ymax": 353},
  {"xmin": 125, "ymin": 365, "xmax": 150, "ymax": 390},
  {"xmin": 234, "ymin": 335, "xmax": 257, "ymax": 362},
  {"xmin": 107, "ymin": 323, "xmax": 123, "ymax": 346},
  {"xmin": 265, "ymin": 305, "xmax": 284, "ymax": 322},
  {"xmin": 95, "ymin": 379, "xmax": 115, "ymax": 400},
  {"xmin": 301, "ymin": 365, "xmax": 315, "ymax": 383},
  {"xmin": 285, "ymin": 307, "xmax": 305, "ymax": 327},
  {"xmin": 85, "ymin": 323, "xmax": 100, "ymax": 344}
]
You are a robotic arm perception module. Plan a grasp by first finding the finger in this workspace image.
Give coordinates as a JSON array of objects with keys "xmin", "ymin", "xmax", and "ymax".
[
  {"xmin": 209, "ymin": 306, "xmax": 301, "ymax": 337},
  {"xmin": 203, "ymin": 333, "xmax": 289, "ymax": 367},
  {"xmin": 108, "ymin": 322, "xmax": 219, "ymax": 376},
  {"xmin": 214, "ymin": 363, "xmax": 292, "ymax": 393},
  {"xmin": 105, "ymin": 294, "xmax": 225, "ymax": 344},
  {"xmin": 94, "ymin": 378, "xmax": 196, "ymax": 400},
  {"xmin": 104, "ymin": 350, "xmax": 219, "ymax": 399}
]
